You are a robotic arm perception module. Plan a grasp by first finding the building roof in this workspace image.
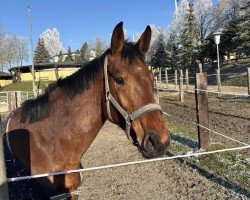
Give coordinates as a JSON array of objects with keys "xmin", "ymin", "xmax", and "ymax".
[
  {"xmin": 9, "ymin": 62, "xmax": 86, "ymax": 73},
  {"xmin": 0, "ymin": 71, "xmax": 13, "ymax": 79},
  {"xmin": 0, "ymin": 71, "xmax": 12, "ymax": 77}
]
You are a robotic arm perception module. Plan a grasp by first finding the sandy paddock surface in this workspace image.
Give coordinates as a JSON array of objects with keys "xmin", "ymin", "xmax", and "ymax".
[{"xmin": 76, "ymin": 119, "xmax": 249, "ymax": 200}]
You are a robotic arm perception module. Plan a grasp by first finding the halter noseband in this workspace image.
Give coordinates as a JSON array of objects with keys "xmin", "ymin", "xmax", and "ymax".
[{"xmin": 104, "ymin": 56, "xmax": 163, "ymax": 140}]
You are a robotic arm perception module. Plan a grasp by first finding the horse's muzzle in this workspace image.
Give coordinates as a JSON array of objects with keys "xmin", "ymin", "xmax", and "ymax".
[{"xmin": 140, "ymin": 132, "xmax": 170, "ymax": 158}]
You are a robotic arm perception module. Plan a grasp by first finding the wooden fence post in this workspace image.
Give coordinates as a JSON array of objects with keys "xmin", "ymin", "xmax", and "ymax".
[
  {"xmin": 154, "ymin": 77, "xmax": 159, "ymax": 103},
  {"xmin": 165, "ymin": 69, "xmax": 168, "ymax": 85},
  {"xmin": 175, "ymin": 70, "xmax": 177, "ymax": 90},
  {"xmin": 179, "ymin": 70, "xmax": 184, "ymax": 102},
  {"xmin": 185, "ymin": 68, "xmax": 189, "ymax": 91},
  {"xmin": 0, "ymin": 138, "xmax": 9, "ymax": 200},
  {"xmin": 159, "ymin": 70, "xmax": 162, "ymax": 88},
  {"xmin": 16, "ymin": 91, "xmax": 21, "ymax": 107},
  {"xmin": 195, "ymin": 72, "xmax": 210, "ymax": 149},
  {"xmin": 55, "ymin": 65, "xmax": 59, "ymax": 80},
  {"xmin": 198, "ymin": 63, "xmax": 203, "ymax": 73},
  {"xmin": 0, "ymin": 115, "xmax": 9, "ymax": 200},
  {"xmin": 248, "ymin": 68, "xmax": 250, "ymax": 95},
  {"xmin": 7, "ymin": 92, "xmax": 18, "ymax": 112}
]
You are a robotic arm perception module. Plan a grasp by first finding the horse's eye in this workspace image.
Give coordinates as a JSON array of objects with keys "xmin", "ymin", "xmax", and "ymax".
[{"xmin": 115, "ymin": 77, "xmax": 125, "ymax": 85}]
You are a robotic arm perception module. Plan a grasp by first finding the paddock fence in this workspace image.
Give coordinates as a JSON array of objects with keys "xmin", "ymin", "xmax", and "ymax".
[
  {"xmin": 154, "ymin": 67, "xmax": 250, "ymax": 99},
  {"xmin": 0, "ymin": 71, "xmax": 249, "ymax": 199}
]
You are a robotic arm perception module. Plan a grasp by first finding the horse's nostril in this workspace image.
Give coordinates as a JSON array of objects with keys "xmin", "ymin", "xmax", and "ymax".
[
  {"xmin": 145, "ymin": 133, "xmax": 157, "ymax": 153},
  {"xmin": 149, "ymin": 134, "xmax": 156, "ymax": 146}
]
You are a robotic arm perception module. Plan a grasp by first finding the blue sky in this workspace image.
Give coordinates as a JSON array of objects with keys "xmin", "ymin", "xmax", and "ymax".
[{"xmin": 0, "ymin": 0, "xmax": 217, "ymax": 58}]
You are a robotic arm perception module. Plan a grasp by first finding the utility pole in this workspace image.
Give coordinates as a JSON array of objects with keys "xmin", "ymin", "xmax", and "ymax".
[
  {"xmin": 174, "ymin": 0, "xmax": 178, "ymax": 12},
  {"xmin": 27, "ymin": 6, "xmax": 37, "ymax": 96}
]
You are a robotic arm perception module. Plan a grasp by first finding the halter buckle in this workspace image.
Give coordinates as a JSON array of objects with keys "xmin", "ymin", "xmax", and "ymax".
[
  {"xmin": 106, "ymin": 90, "xmax": 110, "ymax": 101},
  {"xmin": 125, "ymin": 115, "xmax": 131, "ymax": 125}
]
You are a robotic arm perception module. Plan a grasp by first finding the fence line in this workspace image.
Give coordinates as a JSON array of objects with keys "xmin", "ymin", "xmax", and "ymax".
[
  {"xmin": 163, "ymin": 112, "xmax": 249, "ymax": 146},
  {"xmin": 5, "ymin": 110, "xmax": 249, "ymax": 183},
  {"xmin": 194, "ymin": 88, "xmax": 249, "ymax": 97},
  {"xmin": 7, "ymin": 145, "xmax": 250, "ymax": 183},
  {"xmin": 157, "ymin": 86, "xmax": 249, "ymax": 97}
]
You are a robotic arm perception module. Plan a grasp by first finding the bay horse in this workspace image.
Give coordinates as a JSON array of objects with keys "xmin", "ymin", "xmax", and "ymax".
[{"xmin": 1, "ymin": 22, "xmax": 170, "ymax": 199}]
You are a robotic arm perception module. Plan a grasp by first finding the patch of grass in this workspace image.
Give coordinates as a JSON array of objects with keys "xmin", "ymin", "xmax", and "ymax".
[
  {"xmin": 165, "ymin": 116, "xmax": 197, "ymax": 141},
  {"xmin": 0, "ymin": 81, "xmax": 54, "ymax": 92},
  {"xmin": 164, "ymin": 118, "xmax": 250, "ymax": 192},
  {"xmin": 198, "ymin": 144, "xmax": 250, "ymax": 191}
]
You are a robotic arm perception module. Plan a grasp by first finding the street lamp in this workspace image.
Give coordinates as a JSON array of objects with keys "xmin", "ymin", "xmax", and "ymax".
[
  {"xmin": 174, "ymin": 0, "xmax": 178, "ymax": 11},
  {"xmin": 213, "ymin": 31, "xmax": 223, "ymax": 93},
  {"xmin": 27, "ymin": 6, "xmax": 37, "ymax": 96}
]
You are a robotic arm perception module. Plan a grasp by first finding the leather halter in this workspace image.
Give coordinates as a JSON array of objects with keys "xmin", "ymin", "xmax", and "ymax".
[{"xmin": 103, "ymin": 56, "xmax": 163, "ymax": 140}]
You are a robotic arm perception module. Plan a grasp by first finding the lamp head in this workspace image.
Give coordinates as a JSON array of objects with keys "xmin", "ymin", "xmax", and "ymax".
[{"xmin": 213, "ymin": 32, "xmax": 223, "ymax": 45}]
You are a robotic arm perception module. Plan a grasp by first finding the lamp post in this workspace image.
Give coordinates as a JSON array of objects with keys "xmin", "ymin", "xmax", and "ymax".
[
  {"xmin": 213, "ymin": 31, "xmax": 223, "ymax": 93},
  {"xmin": 174, "ymin": 0, "xmax": 178, "ymax": 11},
  {"xmin": 27, "ymin": 6, "xmax": 37, "ymax": 96}
]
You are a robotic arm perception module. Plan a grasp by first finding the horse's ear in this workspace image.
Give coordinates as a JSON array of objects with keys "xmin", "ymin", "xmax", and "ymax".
[
  {"xmin": 110, "ymin": 22, "xmax": 125, "ymax": 55},
  {"xmin": 136, "ymin": 25, "xmax": 151, "ymax": 54}
]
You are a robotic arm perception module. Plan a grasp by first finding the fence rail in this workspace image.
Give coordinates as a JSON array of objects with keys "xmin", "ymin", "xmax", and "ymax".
[
  {"xmin": 0, "ymin": 71, "xmax": 249, "ymax": 198},
  {"xmin": 155, "ymin": 68, "xmax": 250, "ymax": 96}
]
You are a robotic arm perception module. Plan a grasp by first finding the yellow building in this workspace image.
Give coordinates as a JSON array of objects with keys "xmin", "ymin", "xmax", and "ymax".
[
  {"xmin": 9, "ymin": 62, "xmax": 82, "ymax": 82},
  {"xmin": 0, "ymin": 72, "xmax": 13, "ymax": 88}
]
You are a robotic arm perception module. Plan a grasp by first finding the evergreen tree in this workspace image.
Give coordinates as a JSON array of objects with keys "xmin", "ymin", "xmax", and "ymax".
[
  {"xmin": 220, "ymin": 20, "xmax": 239, "ymax": 61},
  {"xmin": 233, "ymin": 0, "xmax": 250, "ymax": 56},
  {"xmin": 58, "ymin": 51, "xmax": 64, "ymax": 62},
  {"xmin": 64, "ymin": 46, "xmax": 74, "ymax": 62},
  {"xmin": 33, "ymin": 38, "xmax": 51, "ymax": 64},
  {"xmin": 74, "ymin": 49, "xmax": 81, "ymax": 61},
  {"xmin": 200, "ymin": 35, "xmax": 217, "ymax": 70},
  {"xmin": 165, "ymin": 33, "xmax": 178, "ymax": 70},
  {"xmin": 178, "ymin": 3, "xmax": 199, "ymax": 71},
  {"xmin": 79, "ymin": 42, "xmax": 90, "ymax": 61},
  {"xmin": 150, "ymin": 34, "xmax": 168, "ymax": 70}
]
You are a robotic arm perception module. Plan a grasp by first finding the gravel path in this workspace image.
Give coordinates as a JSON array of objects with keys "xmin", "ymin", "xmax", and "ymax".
[{"xmin": 76, "ymin": 121, "xmax": 249, "ymax": 200}]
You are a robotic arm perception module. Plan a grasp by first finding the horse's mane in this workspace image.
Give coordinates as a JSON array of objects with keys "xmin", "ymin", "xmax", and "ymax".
[{"xmin": 20, "ymin": 41, "xmax": 145, "ymax": 124}]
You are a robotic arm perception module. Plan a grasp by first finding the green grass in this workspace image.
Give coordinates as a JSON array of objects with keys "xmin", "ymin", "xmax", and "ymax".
[
  {"xmin": 0, "ymin": 81, "xmax": 54, "ymax": 92},
  {"xmin": 165, "ymin": 118, "xmax": 250, "ymax": 192}
]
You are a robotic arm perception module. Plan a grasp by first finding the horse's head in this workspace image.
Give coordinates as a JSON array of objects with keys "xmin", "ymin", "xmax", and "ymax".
[{"xmin": 105, "ymin": 22, "xmax": 170, "ymax": 158}]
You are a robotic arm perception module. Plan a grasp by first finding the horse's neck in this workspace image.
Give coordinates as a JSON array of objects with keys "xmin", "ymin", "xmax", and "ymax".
[{"xmin": 58, "ymin": 72, "xmax": 106, "ymax": 156}]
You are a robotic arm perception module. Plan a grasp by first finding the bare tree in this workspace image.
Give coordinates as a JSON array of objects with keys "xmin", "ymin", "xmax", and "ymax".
[
  {"xmin": 89, "ymin": 36, "xmax": 106, "ymax": 58},
  {"xmin": 0, "ymin": 30, "xmax": 29, "ymax": 70},
  {"xmin": 41, "ymin": 28, "xmax": 65, "ymax": 57},
  {"xmin": 212, "ymin": 0, "xmax": 243, "ymax": 32},
  {"xmin": 0, "ymin": 24, "xmax": 7, "ymax": 71},
  {"xmin": 4, "ymin": 34, "xmax": 17, "ymax": 69},
  {"xmin": 194, "ymin": 0, "xmax": 214, "ymax": 42},
  {"xmin": 15, "ymin": 36, "xmax": 29, "ymax": 66}
]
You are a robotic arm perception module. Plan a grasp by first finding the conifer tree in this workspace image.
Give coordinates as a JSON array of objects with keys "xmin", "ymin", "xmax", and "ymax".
[
  {"xmin": 166, "ymin": 33, "xmax": 178, "ymax": 70},
  {"xmin": 33, "ymin": 38, "xmax": 51, "ymax": 64},
  {"xmin": 178, "ymin": 3, "xmax": 199, "ymax": 71},
  {"xmin": 79, "ymin": 42, "xmax": 90, "ymax": 61},
  {"xmin": 151, "ymin": 34, "xmax": 168, "ymax": 70},
  {"xmin": 58, "ymin": 51, "xmax": 64, "ymax": 62},
  {"xmin": 74, "ymin": 49, "xmax": 81, "ymax": 61},
  {"xmin": 64, "ymin": 46, "xmax": 74, "ymax": 62},
  {"xmin": 233, "ymin": 0, "xmax": 250, "ymax": 56}
]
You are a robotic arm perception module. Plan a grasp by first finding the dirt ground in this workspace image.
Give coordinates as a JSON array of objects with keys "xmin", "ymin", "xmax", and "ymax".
[
  {"xmin": 159, "ymin": 92, "xmax": 250, "ymax": 147},
  {"xmin": 76, "ymin": 118, "xmax": 249, "ymax": 199}
]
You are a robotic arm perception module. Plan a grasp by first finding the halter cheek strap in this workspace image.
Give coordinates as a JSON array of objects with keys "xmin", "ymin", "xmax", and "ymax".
[{"xmin": 104, "ymin": 56, "xmax": 163, "ymax": 140}]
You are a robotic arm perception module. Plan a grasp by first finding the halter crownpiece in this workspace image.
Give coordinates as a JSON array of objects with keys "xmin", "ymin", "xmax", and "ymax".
[{"xmin": 104, "ymin": 56, "xmax": 163, "ymax": 140}]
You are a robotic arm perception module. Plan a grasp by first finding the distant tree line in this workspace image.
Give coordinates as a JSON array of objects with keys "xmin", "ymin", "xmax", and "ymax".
[
  {"xmin": 33, "ymin": 35, "xmax": 106, "ymax": 64},
  {"xmin": 148, "ymin": 0, "xmax": 249, "ymax": 72},
  {"xmin": 0, "ymin": 24, "xmax": 29, "ymax": 71}
]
